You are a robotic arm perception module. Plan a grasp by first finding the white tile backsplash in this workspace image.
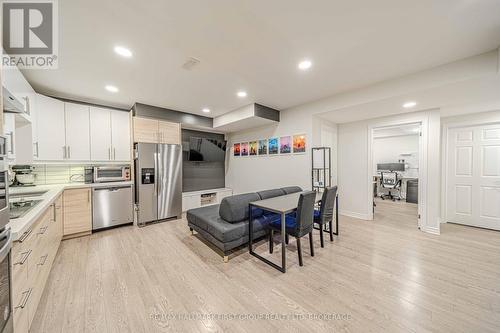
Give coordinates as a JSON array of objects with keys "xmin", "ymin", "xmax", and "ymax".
[{"xmin": 31, "ymin": 164, "xmax": 88, "ymax": 185}]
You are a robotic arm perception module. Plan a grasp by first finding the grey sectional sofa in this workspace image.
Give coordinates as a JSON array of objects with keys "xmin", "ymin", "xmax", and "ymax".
[{"xmin": 187, "ymin": 186, "xmax": 302, "ymax": 261}]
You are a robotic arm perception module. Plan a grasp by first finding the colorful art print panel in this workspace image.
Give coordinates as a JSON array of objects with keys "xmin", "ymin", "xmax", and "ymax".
[
  {"xmin": 279, "ymin": 136, "xmax": 291, "ymax": 154},
  {"xmin": 268, "ymin": 137, "xmax": 279, "ymax": 155},
  {"xmin": 241, "ymin": 142, "xmax": 249, "ymax": 156},
  {"xmin": 233, "ymin": 143, "xmax": 241, "ymax": 156},
  {"xmin": 293, "ymin": 134, "xmax": 306, "ymax": 153},
  {"xmin": 249, "ymin": 141, "xmax": 258, "ymax": 156},
  {"xmin": 258, "ymin": 139, "xmax": 268, "ymax": 155}
]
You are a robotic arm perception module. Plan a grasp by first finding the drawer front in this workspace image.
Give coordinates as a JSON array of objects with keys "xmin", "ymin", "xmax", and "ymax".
[
  {"xmin": 11, "ymin": 246, "xmax": 29, "ymax": 302},
  {"xmin": 27, "ymin": 212, "xmax": 51, "ymax": 281},
  {"xmin": 11, "ymin": 195, "xmax": 64, "ymax": 333},
  {"xmin": 13, "ymin": 295, "xmax": 30, "ymax": 333},
  {"xmin": 29, "ymin": 250, "xmax": 52, "ymax": 326}
]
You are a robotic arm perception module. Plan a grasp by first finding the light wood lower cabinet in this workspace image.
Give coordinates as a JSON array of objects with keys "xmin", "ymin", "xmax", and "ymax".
[
  {"xmin": 11, "ymin": 193, "xmax": 63, "ymax": 333},
  {"xmin": 63, "ymin": 188, "xmax": 92, "ymax": 238}
]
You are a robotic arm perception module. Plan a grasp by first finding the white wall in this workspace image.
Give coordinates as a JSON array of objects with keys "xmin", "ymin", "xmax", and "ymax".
[
  {"xmin": 225, "ymin": 108, "xmax": 315, "ymax": 193},
  {"xmin": 337, "ymin": 120, "xmax": 370, "ymax": 219},
  {"xmin": 224, "ymin": 50, "xmax": 498, "ymax": 235},
  {"xmin": 373, "ymin": 135, "xmax": 419, "ymax": 177},
  {"xmin": 337, "ymin": 110, "xmax": 441, "ymax": 233}
]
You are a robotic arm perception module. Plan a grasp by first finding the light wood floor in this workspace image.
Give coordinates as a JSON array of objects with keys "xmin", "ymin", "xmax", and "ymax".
[{"xmin": 31, "ymin": 201, "xmax": 500, "ymax": 333}]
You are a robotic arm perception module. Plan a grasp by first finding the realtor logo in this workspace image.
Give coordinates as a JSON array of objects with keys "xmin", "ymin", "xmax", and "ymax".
[{"xmin": 2, "ymin": 0, "xmax": 58, "ymax": 68}]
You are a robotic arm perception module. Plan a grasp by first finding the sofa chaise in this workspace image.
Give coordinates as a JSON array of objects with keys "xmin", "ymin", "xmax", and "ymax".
[{"xmin": 187, "ymin": 186, "xmax": 302, "ymax": 262}]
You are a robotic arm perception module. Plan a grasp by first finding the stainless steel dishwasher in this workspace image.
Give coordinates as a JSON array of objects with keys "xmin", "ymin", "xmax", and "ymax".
[{"xmin": 92, "ymin": 184, "xmax": 134, "ymax": 230}]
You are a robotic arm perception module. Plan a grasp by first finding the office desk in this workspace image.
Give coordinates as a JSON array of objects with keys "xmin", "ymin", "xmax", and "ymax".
[
  {"xmin": 373, "ymin": 175, "xmax": 418, "ymax": 199},
  {"xmin": 248, "ymin": 191, "xmax": 335, "ymax": 273}
]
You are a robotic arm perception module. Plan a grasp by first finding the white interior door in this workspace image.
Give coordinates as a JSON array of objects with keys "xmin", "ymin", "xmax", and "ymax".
[
  {"xmin": 90, "ymin": 107, "xmax": 112, "ymax": 161},
  {"xmin": 110, "ymin": 110, "xmax": 131, "ymax": 161},
  {"xmin": 65, "ymin": 102, "xmax": 90, "ymax": 160},
  {"xmin": 447, "ymin": 124, "xmax": 500, "ymax": 230}
]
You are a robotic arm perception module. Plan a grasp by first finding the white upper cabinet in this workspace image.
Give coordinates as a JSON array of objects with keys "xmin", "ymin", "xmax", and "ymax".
[
  {"xmin": 90, "ymin": 107, "xmax": 130, "ymax": 161},
  {"xmin": 111, "ymin": 110, "xmax": 131, "ymax": 161},
  {"xmin": 35, "ymin": 94, "xmax": 66, "ymax": 160},
  {"xmin": 4, "ymin": 114, "xmax": 16, "ymax": 161},
  {"xmin": 90, "ymin": 107, "xmax": 112, "ymax": 161},
  {"xmin": 33, "ymin": 94, "xmax": 130, "ymax": 162},
  {"xmin": 64, "ymin": 103, "xmax": 90, "ymax": 160},
  {"xmin": 2, "ymin": 57, "xmax": 35, "ymax": 118}
]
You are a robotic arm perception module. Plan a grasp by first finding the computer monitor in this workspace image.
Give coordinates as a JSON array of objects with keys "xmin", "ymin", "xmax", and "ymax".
[{"xmin": 377, "ymin": 163, "xmax": 405, "ymax": 172}]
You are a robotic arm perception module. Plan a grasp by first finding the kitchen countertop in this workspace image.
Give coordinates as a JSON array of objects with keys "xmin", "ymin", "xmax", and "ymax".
[{"xmin": 8, "ymin": 181, "xmax": 134, "ymax": 241}]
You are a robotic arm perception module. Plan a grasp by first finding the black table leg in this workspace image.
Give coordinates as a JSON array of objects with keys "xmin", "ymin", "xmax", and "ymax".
[
  {"xmin": 281, "ymin": 212, "xmax": 286, "ymax": 273},
  {"xmin": 333, "ymin": 195, "xmax": 339, "ymax": 236},
  {"xmin": 248, "ymin": 205, "xmax": 287, "ymax": 273},
  {"xmin": 248, "ymin": 204, "xmax": 254, "ymax": 253}
]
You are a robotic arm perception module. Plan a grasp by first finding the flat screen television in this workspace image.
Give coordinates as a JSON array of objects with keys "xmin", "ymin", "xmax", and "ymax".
[{"xmin": 188, "ymin": 137, "xmax": 226, "ymax": 162}]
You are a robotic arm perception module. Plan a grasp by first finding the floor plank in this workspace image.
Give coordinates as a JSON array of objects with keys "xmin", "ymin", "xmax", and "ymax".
[{"xmin": 31, "ymin": 199, "xmax": 500, "ymax": 332}]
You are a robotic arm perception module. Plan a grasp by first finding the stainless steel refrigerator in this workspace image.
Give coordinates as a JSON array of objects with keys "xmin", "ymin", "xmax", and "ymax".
[{"xmin": 135, "ymin": 143, "xmax": 182, "ymax": 225}]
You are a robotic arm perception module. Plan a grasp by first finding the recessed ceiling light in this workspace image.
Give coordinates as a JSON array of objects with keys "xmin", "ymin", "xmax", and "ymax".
[
  {"xmin": 403, "ymin": 101, "xmax": 417, "ymax": 108},
  {"xmin": 114, "ymin": 46, "xmax": 132, "ymax": 58},
  {"xmin": 105, "ymin": 85, "xmax": 119, "ymax": 93},
  {"xmin": 202, "ymin": 108, "xmax": 210, "ymax": 113},
  {"xmin": 237, "ymin": 91, "xmax": 247, "ymax": 98},
  {"xmin": 298, "ymin": 60, "xmax": 312, "ymax": 70}
]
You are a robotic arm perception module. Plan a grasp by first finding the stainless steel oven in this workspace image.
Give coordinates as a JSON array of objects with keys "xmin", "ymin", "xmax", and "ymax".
[
  {"xmin": 0, "ymin": 228, "xmax": 12, "ymax": 333},
  {"xmin": 92, "ymin": 166, "xmax": 131, "ymax": 183},
  {"xmin": 0, "ymin": 137, "xmax": 9, "ymax": 230},
  {"xmin": 0, "ymin": 137, "xmax": 12, "ymax": 333}
]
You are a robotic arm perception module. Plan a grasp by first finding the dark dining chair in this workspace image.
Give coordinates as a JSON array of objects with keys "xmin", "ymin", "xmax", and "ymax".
[
  {"xmin": 268, "ymin": 191, "xmax": 316, "ymax": 266},
  {"xmin": 314, "ymin": 186, "xmax": 338, "ymax": 247}
]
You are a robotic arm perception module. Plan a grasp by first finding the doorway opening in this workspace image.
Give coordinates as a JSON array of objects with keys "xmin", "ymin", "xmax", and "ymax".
[{"xmin": 370, "ymin": 122, "xmax": 423, "ymax": 229}]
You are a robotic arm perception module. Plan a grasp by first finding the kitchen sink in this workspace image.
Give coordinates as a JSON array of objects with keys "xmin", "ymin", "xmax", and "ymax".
[{"xmin": 9, "ymin": 199, "xmax": 43, "ymax": 219}]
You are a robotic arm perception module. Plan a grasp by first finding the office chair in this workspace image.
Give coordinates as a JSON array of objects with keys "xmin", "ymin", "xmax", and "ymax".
[{"xmin": 380, "ymin": 172, "xmax": 402, "ymax": 201}]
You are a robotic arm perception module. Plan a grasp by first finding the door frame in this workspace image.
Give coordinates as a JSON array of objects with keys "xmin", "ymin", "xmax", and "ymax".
[
  {"xmin": 442, "ymin": 118, "xmax": 500, "ymax": 224},
  {"xmin": 367, "ymin": 116, "xmax": 428, "ymax": 231}
]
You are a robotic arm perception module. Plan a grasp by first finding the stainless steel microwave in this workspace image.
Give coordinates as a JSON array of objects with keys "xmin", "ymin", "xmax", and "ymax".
[{"xmin": 91, "ymin": 166, "xmax": 131, "ymax": 183}]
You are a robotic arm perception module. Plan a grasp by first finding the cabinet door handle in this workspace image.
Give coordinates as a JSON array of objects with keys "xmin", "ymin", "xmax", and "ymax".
[
  {"xmin": 108, "ymin": 148, "xmax": 111, "ymax": 160},
  {"xmin": 33, "ymin": 142, "xmax": 39, "ymax": 157},
  {"xmin": 67, "ymin": 146, "xmax": 71, "ymax": 159},
  {"xmin": 7, "ymin": 131, "xmax": 14, "ymax": 154},
  {"xmin": 52, "ymin": 203, "xmax": 56, "ymax": 222},
  {"xmin": 14, "ymin": 249, "xmax": 32, "ymax": 265},
  {"xmin": 37, "ymin": 254, "xmax": 48, "ymax": 266},
  {"xmin": 18, "ymin": 228, "xmax": 33, "ymax": 243},
  {"xmin": 88, "ymin": 190, "xmax": 90, "ymax": 203},
  {"xmin": 37, "ymin": 226, "xmax": 48, "ymax": 235},
  {"xmin": 15, "ymin": 289, "xmax": 32, "ymax": 309},
  {"xmin": 113, "ymin": 147, "xmax": 116, "ymax": 160},
  {"xmin": 63, "ymin": 146, "xmax": 67, "ymax": 159}
]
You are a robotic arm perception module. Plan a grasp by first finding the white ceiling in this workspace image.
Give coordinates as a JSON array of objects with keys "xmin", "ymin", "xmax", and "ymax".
[
  {"xmin": 318, "ymin": 75, "xmax": 500, "ymax": 124},
  {"xmin": 21, "ymin": 0, "xmax": 500, "ymax": 116}
]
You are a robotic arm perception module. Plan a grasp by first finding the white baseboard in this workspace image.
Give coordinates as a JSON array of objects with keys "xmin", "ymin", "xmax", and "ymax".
[
  {"xmin": 421, "ymin": 225, "xmax": 440, "ymax": 235},
  {"xmin": 340, "ymin": 210, "xmax": 371, "ymax": 220}
]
